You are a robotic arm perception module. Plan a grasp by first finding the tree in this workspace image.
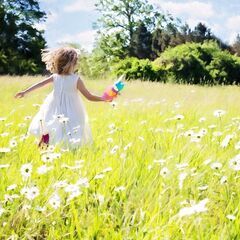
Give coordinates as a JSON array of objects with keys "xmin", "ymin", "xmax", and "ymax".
[
  {"xmin": 132, "ymin": 21, "xmax": 152, "ymax": 59},
  {"xmin": 232, "ymin": 34, "xmax": 240, "ymax": 56},
  {"xmin": 192, "ymin": 23, "xmax": 212, "ymax": 42},
  {"xmin": 0, "ymin": 0, "xmax": 46, "ymax": 74},
  {"xmin": 95, "ymin": 0, "xmax": 164, "ymax": 58}
]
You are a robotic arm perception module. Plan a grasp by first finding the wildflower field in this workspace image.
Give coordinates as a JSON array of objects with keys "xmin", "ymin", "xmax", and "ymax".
[{"xmin": 1, "ymin": 76, "xmax": 240, "ymax": 239}]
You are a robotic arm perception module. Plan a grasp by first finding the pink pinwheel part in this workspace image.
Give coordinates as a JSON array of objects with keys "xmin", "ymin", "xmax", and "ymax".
[{"xmin": 101, "ymin": 93, "xmax": 113, "ymax": 102}]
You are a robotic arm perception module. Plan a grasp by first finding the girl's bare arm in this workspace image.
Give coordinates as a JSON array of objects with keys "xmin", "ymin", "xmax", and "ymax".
[
  {"xmin": 15, "ymin": 75, "xmax": 53, "ymax": 98},
  {"xmin": 77, "ymin": 78, "xmax": 104, "ymax": 102}
]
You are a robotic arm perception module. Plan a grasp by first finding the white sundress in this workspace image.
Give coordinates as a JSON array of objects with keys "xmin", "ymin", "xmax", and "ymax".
[{"xmin": 28, "ymin": 73, "xmax": 93, "ymax": 148}]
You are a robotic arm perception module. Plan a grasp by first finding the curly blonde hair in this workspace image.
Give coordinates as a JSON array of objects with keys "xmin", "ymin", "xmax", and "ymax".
[{"xmin": 41, "ymin": 47, "xmax": 79, "ymax": 75}]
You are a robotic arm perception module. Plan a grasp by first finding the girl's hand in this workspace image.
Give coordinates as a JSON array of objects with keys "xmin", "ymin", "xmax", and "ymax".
[
  {"xmin": 15, "ymin": 91, "xmax": 25, "ymax": 98},
  {"xmin": 101, "ymin": 94, "xmax": 114, "ymax": 102}
]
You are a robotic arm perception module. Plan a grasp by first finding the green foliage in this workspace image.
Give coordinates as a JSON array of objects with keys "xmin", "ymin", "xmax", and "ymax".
[
  {"xmin": 113, "ymin": 42, "xmax": 240, "ymax": 85},
  {"xmin": 132, "ymin": 21, "xmax": 153, "ymax": 59},
  {"xmin": 114, "ymin": 57, "xmax": 165, "ymax": 81},
  {"xmin": 0, "ymin": 0, "xmax": 46, "ymax": 75},
  {"xmin": 151, "ymin": 23, "xmax": 230, "ymax": 58},
  {"xmin": 232, "ymin": 34, "xmax": 240, "ymax": 56},
  {"xmin": 95, "ymin": 0, "xmax": 164, "ymax": 58},
  {"xmin": 154, "ymin": 41, "xmax": 240, "ymax": 85}
]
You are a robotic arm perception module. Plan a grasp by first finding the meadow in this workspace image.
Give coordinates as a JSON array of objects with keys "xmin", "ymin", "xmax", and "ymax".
[{"xmin": 0, "ymin": 76, "xmax": 240, "ymax": 239}]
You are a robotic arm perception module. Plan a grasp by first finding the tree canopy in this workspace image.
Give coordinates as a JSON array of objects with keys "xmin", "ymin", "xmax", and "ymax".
[{"xmin": 0, "ymin": 0, "xmax": 46, "ymax": 75}]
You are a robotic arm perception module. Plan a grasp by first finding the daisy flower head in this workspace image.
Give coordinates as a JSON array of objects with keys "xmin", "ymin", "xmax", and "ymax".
[
  {"xmin": 110, "ymin": 145, "xmax": 119, "ymax": 154},
  {"xmin": 160, "ymin": 167, "xmax": 170, "ymax": 177},
  {"xmin": 49, "ymin": 193, "xmax": 61, "ymax": 209},
  {"xmin": 25, "ymin": 186, "xmax": 40, "ymax": 200},
  {"xmin": 20, "ymin": 163, "xmax": 32, "ymax": 180},
  {"xmin": 9, "ymin": 139, "xmax": 17, "ymax": 148},
  {"xmin": 213, "ymin": 109, "xmax": 226, "ymax": 118},
  {"xmin": 174, "ymin": 114, "xmax": 184, "ymax": 120},
  {"xmin": 220, "ymin": 176, "xmax": 228, "ymax": 184},
  {"xmin": 199, "ymin": 117, "xmax": 206, "ymax": 123},
  {"xmin": 178, "ymin": 198, "xmax": 209, "ymax": 217},
  {"xmin": 226, "ymin": 214, "xmax": 236, "ymax": 221},
  {"xmin": 114, "ymin": 186, "xmax": 126, "ymax": 192},
  {"xmin": 210, "ymin": 162, "xmax": 222, "ymax": 170},
  {"xmin": 229, "ymin": 154, "xmax": 240, "ymax": 171},
  {"xmin": 0, "ymin": 148, "xmax": 11, "ymax": 153}
]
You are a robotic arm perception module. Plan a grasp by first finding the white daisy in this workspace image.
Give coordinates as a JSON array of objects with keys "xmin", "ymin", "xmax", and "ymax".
[
  {"xmin": 94, "ymin": 173, "xmax": 105, "ymax": 180},
  {"xmin": 229, "ymin": 154, "xmax": 240, "ymax": 171},
  {"xmin": 235, "ymin": 141, "xmax": 240, "ymax": 150},
  {"xmin": 76, "ymin": 178, "xmax": 89, "ymax": 188},
  {"xmin": 110, "ymin": 145, "xmax": 119, "ymax": 154},
  {"xmin": 107, "ymin": 137, "xmax": 113, "ymax": 143},
  {"xmin": 20, "ymin": 163, "xmax": 32, "ymax": 179},
  {"xmin": 110, "ymin": 101, "xmax": 117, "ymax": 108},
  {"xmin": 93, "ymin": 193, "xmax": 105, "ymax": 205},
  {"xmin": 7, "ymin": 184, "xmax": 17, "ymax": 191},
  {"xmin": 18, "ymin": 123, "xmax": 26, "ymax": 128},
  {"xmin": 24, "ymin": 116, "xmax": 32, "ymax": 121},
  {"xmin": 120, "ymin": 152, "xmax": 127, "ymax": 159},
  {"xmin": 226, "ymin": 214, "xmax": 236, "ymax": 221},
  {"xmin": 178, "ymin": 198, "xmax": 209, "ymax": 217},
  {"xmin": 174, "ymin": 114, "xmax": 184, "ymax": 120},
  {"xmin": 203, "ymin": 159, "xmax": 212, "ymax": 165},
  {"xmin": 0, "ymin": 206, "xmax": 5, "ymax": 216},
  {"xmin": 210, "ymin": 162, "xmax": 222, "ymax": 170},
  {"xmin": 213, "ymin": 109, "xmax": 226, "ymax": 118},
  {"xmin": 108, "ymin": 123, "xmax": 116, "ymax": 130},
  {"xmin": 153, "ymin": 159, "xmax": 166, "ymax": 165},
  {"xmin": 213, "ymin": 131, "xmax": 223, "ymax": 137},
  {"xmin": 160, "ymin": 167, "xmax": 170, "ymax": 177},
  {"xmin": 53, "ymin": 180, "xmax": 68, "ymax": 189},
  {"xmin": 64, "ymin": 184, "xmax": 79, "ymax": 193},
  {"xmin": 208, "ymin": 124, "xmax": 217, "ymax": 129},
  {"xmin": 101, "ymin": 167, "xmax": 112, "ymax": 173},
  {"xmin": 9, "ymin": 139, "xmax": 18, "ymax": 147},
  {"xmin": 176, "ymin": 163, "xmax": 189, "ymax": 170},
  {"xmin": 114, "ymin": 186, "xmax": 126, "ymax": 192},
  {"xmin": 138, "ymin": 136, "xmax": 145, "ymax": 141},
  {"xmin": 0, "ymin": 164, "xmax": 10, "ymax": 169},
  {"xmin": 49, "ymin": 193, "xmax": 61, "ymax": 209},
  {"xmin": 19, "ymin": 134, "xmax": 29, "ymax": 142},
  {"xmin": 37, "ymin": 165, "xmax": 53, "ymax": 175},
  {"xmin": 4, "ymin": 194, "xmax": 20, "ymax": 203},
  {"xmin": 199, "ymin": 117, "xmax": 206, "ymax": 123},
  {"xmin": 124, "ymin": 143, "xmax": 132, "ymax": 151},
  {"xmin": 220, "ymin": 176, "xmax": 228, "ymax": 184},
  {"xmin": 35, "ymin": 206, "xmax": 46, "ymax": 212},
  {"xmin": 179, "ymin": 172, "xmax": 187, "ymax": 190},
  {"xmin": 25, "ymin": 186, "xmax": 40, "ymax": 200},
  {"xmin": 221, "ymin": 135, "xmax": 233, "ymax": 148},
  {"xmin": 0, "ymin": 148, "xmax": 11, "ymax": 153},
  {"xmin": 198, "ymin": 185, "xmax": 208, "ymax": 191},
  {"xmin": 33, "ymin": 103, "xmax": 41, "ymax": 108},
  {"xmin": 0, "ymin": 132, "xmax": 9, "ymax": 137},
  {"xmin": 67, "ymin": 190, "xmax": 82, "ymax": 202}
]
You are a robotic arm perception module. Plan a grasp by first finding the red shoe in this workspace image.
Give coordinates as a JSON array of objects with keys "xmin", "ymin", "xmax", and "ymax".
[{"xmin": 38, "ymin": 134, "xmax": 49, "ymax": 148}]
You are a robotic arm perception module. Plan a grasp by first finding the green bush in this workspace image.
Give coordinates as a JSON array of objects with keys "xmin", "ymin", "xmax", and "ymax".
[
  {"xmin": 154, "ymin": 41, "xmax": 240, "ymax": 85},
  {"xmin": 114, "ymin": 57, "xmax": 165, "ymax": 81}
]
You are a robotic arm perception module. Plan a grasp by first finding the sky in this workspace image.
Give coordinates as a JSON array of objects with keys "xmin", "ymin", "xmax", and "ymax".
[{"xmin": 38, "ymin": 0, "xmax": 240, "ymax": 51}]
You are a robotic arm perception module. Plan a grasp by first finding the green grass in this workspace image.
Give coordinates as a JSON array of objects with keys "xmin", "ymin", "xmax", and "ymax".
[{"xmin": 0, "ymin": 76, "xmax": 240, "ymax": 239}]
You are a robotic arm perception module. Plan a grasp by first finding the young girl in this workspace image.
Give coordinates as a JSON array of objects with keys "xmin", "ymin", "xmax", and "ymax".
[{"xmin": 15, "ymin": 47, "xmax": 111, "ymax": 148}]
